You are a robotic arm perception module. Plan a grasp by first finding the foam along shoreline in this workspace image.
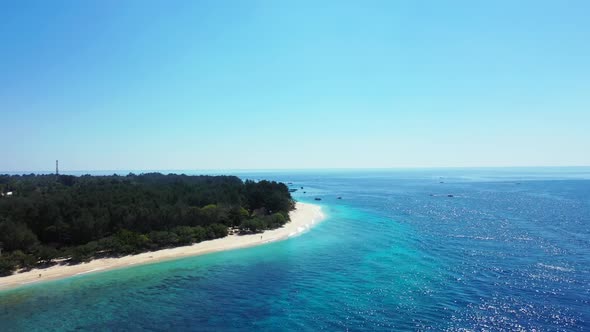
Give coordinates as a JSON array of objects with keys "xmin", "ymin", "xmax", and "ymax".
[{"xmin": 0, "ymin": 202, "xmax": 324, "ymax": 291}]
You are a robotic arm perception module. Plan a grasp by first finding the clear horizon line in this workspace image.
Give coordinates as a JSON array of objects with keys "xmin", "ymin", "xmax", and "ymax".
[{"xmin": 2, "ymin": 165, "xmax": 590, "ymax": 174}]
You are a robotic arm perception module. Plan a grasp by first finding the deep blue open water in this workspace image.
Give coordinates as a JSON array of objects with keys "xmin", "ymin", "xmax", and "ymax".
[{"xmin": 1, "ymin": 168, "xmax": 589, "ymax": 331}]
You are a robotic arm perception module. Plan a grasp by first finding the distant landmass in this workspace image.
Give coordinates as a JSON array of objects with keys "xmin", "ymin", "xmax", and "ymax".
[{"xmin": 0, "ymin": 173, "xmax": 294, "ymax": 276}]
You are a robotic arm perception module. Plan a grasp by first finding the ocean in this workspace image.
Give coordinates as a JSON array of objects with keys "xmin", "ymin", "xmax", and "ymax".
[{"xmin": 1, "ymin": 168, "xmax": 589, "ymax": 331}]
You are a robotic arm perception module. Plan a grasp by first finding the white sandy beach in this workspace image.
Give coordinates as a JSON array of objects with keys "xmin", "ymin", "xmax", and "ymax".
[{"xmin": 0, "ymin": 202, "xmax": 324, "ymax": 291}]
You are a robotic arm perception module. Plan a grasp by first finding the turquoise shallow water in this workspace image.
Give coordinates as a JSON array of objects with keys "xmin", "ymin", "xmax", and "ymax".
[{"xmin": 1, "ymin": 168, "xmax": 589, "ymax": 331}]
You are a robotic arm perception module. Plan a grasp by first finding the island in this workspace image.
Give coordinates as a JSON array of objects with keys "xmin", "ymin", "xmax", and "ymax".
[{"xmin": 0, "ymin": 173, "xmax": 324, "ymax": 289}]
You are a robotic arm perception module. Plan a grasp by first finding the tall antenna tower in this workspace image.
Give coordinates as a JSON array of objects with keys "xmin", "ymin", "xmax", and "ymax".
[{"xmin": 56, "ymin": 160, "xmax": 59, "ymax": 176}]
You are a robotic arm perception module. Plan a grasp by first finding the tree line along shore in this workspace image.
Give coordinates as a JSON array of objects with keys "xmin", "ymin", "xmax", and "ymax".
[{"xmin": 0, "ymin": 173, "xmax": 294, "ymax": 276}]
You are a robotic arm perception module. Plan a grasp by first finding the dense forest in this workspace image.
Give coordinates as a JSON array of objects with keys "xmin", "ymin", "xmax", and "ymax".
[{"xmin": 0, "ymin": 173, "xmax": 294, "ymax": 276}]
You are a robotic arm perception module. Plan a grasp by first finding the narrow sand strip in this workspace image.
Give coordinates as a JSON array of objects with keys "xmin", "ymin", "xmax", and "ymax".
[{"xmin": 0, "ymin": 202, "xmax": 324, "ymax": 291}]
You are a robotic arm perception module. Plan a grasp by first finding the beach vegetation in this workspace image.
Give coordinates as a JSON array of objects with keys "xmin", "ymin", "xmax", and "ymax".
[{"xmin": 0, "ymin": 173, "xmax": 294, "ymax": 276}]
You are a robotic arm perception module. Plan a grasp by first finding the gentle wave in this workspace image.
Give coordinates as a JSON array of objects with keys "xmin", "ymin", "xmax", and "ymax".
[{"xmin": 536, "ymin": 263, "xmax": 574, "ymax": 272}]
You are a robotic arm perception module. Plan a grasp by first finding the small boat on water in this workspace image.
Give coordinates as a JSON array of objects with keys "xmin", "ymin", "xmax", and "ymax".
[
  {"xmin": 447, "ymin": 194, "xmax": 454, "ymax": 197},
  {"xmin": 314, "ymin": 197, "xmax": 321, "ymax": 201},
  {"xmin": 337, "ymin": 196, "xmax": 342, "ymax": 199}
]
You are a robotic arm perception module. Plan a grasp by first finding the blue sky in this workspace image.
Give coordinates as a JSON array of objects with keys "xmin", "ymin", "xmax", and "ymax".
[{"xmin": 1, "ymin": 0, "xmax": 589, "ymax": 171}]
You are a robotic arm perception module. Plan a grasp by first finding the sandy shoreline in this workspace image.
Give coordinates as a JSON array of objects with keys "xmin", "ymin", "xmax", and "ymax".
[{"xmin": 0, "ymin": 202, "xmax": 324, "ymax": 291}]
